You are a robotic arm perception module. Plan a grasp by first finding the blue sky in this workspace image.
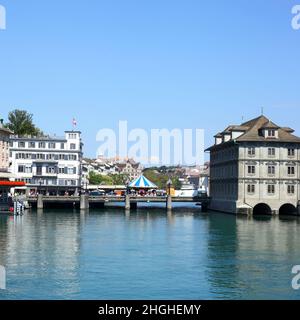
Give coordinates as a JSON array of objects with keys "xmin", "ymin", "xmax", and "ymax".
[{"xmin": 0, "ymin": 0, "xmax": 300, "ymax": 159}]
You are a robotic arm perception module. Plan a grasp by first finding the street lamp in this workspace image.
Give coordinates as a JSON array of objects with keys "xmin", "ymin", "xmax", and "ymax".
[{"xmin": 167, "ymin": 178, "xmax": 172, "ymax": 196}]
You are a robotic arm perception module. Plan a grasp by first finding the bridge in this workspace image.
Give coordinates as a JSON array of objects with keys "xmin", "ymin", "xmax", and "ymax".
[{"xmin": 27, "ymin": 194, "xmax": 211, "ymax": 211}]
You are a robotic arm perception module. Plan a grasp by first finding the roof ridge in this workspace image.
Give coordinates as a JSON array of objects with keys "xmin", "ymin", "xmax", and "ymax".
[{"xmin": 241, "ymin": 115, "xmax": 269, "ymax": 127}]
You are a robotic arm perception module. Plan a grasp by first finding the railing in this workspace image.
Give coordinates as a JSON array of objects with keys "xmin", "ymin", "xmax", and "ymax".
[{"xmin": 27, "ymin": 194, "xmax": 210, "ymax": 202}]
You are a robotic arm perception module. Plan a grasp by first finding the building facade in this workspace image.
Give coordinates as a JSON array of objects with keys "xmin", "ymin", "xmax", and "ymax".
[
  {"xmin": 9, "ymin": 131, "xmax": 83, "ymax": 195},
  {"xmin": 115, "ymin": 159, "xmax": 143, "ymax": 180},
  {"xmin": 0, "ymin": 119, "xmax": 12, "ymax": 175},
  {"xmin": 206, "ymin": 116, "xmax": 300, "ymax": 215}
]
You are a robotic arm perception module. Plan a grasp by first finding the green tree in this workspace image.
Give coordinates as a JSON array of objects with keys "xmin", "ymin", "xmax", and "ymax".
[
  {"xmin": 143, "ymin": 169, "xmax": 182, "ymax": 190},
  {"xmin": 5, "ymin": 109, "xmax": 43, "ymax": 136},
  {"xmin": 109, "ymin": 174, "xmax": 129, "ymax": 185},
  {"xmin": 89, "ymin": 172, "xmax": 113, "ymax": 185}
]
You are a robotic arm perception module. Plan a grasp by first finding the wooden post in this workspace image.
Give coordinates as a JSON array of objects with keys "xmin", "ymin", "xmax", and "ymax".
[
  {"xmin": 125, "ymin": 195, "xmax": 130, "ymax": 210},
  {"xmin": 166, "ymin": 195, "xmax": 172, "ymax": 211},
  {"xmin": 37, "ymin": 194, "xmax": 43, "ymax": 210},
  {"xmin": 80, "ymin": 194, "xmax": 89, "ymax": 210}
]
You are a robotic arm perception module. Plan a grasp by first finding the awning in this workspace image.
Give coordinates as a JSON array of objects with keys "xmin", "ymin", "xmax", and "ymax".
[
  {"xmin": 0, "ymin": 181, "xmax": 26, "ymax": 187},
  {"xmin": 129, "ymin": 175, "xmax": 158, "ymax": 189}
]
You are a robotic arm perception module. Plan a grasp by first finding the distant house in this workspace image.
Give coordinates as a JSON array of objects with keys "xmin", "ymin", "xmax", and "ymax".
[
  {"xmin": 115, "ymin": 159, "xmax": 143, "ymax": 180},
  {"xmin": 82, "ymin": 157, "xmax": 143, "ymax": 184}
]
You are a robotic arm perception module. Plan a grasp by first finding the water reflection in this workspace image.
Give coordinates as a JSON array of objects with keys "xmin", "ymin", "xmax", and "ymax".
[
  {"xmin": 0, "ymin": 208, "xmax": 299, "ymax": 300},
  {"xmin": 0, "ymin": 211, "xmax": 82, "ymax": 299},
  {"xmin": 206, "ymin": 213, "xmax": 242, "ymax": 299}
]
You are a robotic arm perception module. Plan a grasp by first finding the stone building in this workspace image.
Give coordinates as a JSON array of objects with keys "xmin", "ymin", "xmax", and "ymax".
[{"xmin": 206, "ymin": 115, "xmax": 300, "ymax": 215}]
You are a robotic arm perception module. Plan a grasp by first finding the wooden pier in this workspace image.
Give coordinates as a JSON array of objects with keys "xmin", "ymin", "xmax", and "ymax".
[{"xmin": 28, "ymin": 194, "xmax": 211, "ymax": 211}]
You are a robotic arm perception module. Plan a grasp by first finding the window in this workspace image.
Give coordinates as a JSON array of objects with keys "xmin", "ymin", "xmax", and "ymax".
[
  {"xmin": 288, "ymin": 185, "xmax": 295, "ymax": 194},
  {"xmin": 267, "ymin": 185, "xmax": 275, "ymax": 194},
  {"xmin": 36, "ymin": 166, "xmax": 43, "ymax": 175},
  {"xmin": 17, "ymin": 165, "xmax": 32, "ymax": 174},
  {"xmin": 49, "ymin": 142, "xmax": 56, "ymax": 149},
  {"xmin": 25, "ymin": 166, "xmax": 32, "ymax": 173},
  {"xmin": 38, "ymin": 142, "xmax": 46, "ymax": 148},
  {"xmin": 70, "ymin": 143, "xmax": 76, "ymax": 150},
  {"xmin": 247, "ymin": 185, "xmax": 255, "ymax": 193},
  {"xmin": 268, "ymin": 148, "xmax": 275, "ymax": 157},
  {"xmin": 18, "ymin": 142, "xmax": 25, "ymax": 148},
  {"xmin": 288, "ymin": 166, "xmax": 295, "ymax": 175},
  {"xmin": 60, "ymin": 143, "xmax": 65, "ymax": 149},
  {"xmin": 67, "ymin": 167, "xmax": 77, "ymax": 175},
  {"xmin": 29, "ymin": 142, "xmax": 35, "ymax": 148},
  {"xmin": 58, "ymin": 167, "xmax": 65, "ymax": 174},
  {"xmin": 47, "ymin": 166, "xmax": 57, "ymax": 174},
  {"xmin": 288, "ymin": 149, "xmax": 295, "ymax": 157},
  {"xmin": 268, "ymin": 166, "xmax": 275, "ymax": 175},
  {"xmin": 18, "ymin": 165, "xmax": 25, "ymax": 173},
  {"xmin": 248, "ymin": 147, "xmax": 255, "ymax": 156},
  {"xmin": 247, "ymin": 166, "xmax": 255, "ymax": 174},
  {"xmin": 69, "ymin": 154, "xmax": 77, "ymax": 160},
  {"xmin": 267, "ymin": 129, "xmax": 276, "ymax": 137}
]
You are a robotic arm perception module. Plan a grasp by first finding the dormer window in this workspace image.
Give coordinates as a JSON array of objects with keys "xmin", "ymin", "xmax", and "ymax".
[
  {"xmin": 223, "ymin": 133, "xmax": 231, "ymax": 142},
  {"xmin": 268, "ymin": 129, "xmax": 276, "ymax": 137},
  {"xmin": 261, "ymin": 121, "xmax": 279, "ymax": 139}
]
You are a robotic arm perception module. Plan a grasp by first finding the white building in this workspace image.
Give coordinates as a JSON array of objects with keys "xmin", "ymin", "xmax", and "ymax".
[
  {"xmin": 9, "ymin": 131, "xmax": 83, "ymax": 195},
  {"xmin": 206, "ymin": 115, "xmax": 300, "ymax": 216}
]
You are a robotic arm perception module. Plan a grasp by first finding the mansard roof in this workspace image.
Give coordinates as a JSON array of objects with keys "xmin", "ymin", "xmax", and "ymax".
[
  {"xmin": 206, "ymin": 115, "xmax": 300, "ymax": 151},
  {"xmin": 236, "ymin": 116, "xmax": 300, "ymax": 143}
]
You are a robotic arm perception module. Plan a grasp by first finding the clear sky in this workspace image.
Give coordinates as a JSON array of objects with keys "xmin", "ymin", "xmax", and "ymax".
[{"xmin": 0, "ymin": 0, "xmax": 300, "ymax": 159}]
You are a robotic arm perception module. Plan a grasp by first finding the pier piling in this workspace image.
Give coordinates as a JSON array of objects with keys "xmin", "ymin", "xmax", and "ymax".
[
  {"xmin": 80, "ymin": 194, "xmax": 89, "ymax": 210},
  {"xmin": 125, "ymin": 195, "xmax": 131, "ymax": 210},
  {"xmin": 166, "ymin": 195, "xmax": 172, "ymax": 211},
  {"xmin": 37, "ymin": 194, "xmax": 44, "ymax": 210}
]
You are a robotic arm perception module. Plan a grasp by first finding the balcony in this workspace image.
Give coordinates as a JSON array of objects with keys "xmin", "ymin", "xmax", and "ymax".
[{"xmin": 33, "ymin": 172, "xmax": 58, "ymax": 177}]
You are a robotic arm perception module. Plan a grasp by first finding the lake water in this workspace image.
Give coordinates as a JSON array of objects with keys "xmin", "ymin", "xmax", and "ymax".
[{"xmin": 0, "ymin": 205, "xmax": 300, "ymax": 300}]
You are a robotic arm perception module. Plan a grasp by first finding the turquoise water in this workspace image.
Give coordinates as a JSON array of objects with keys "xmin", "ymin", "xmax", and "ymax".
[{"xmin": 0, "ymin": 205, "xmax": 300, "ymax": 300}]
